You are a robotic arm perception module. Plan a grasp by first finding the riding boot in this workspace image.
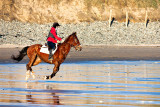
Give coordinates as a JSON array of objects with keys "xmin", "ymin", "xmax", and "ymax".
[{"xmin": 48, "ymin": 49, "xmax": 53, "ymax": 61}]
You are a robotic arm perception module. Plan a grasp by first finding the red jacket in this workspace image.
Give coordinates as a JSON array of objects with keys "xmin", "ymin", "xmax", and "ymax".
[{"xmin": 47, "ymin": 27, "xmax": 62, "ymax": 43}]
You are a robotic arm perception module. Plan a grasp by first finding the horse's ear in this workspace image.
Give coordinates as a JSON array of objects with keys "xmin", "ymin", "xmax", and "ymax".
[{"xmin": 73, "ymin": 32, "xmax": 76, "ymax": 35}]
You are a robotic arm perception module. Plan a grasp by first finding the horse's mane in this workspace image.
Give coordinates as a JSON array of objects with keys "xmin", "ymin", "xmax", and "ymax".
[{"xmin": 63, "ymin": 32, "xmax": 76, "ymax": 43}]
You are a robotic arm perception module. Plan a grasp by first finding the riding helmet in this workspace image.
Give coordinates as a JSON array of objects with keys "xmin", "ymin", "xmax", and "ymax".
[{"xmin": 52, "ymin": 22, "xmax": 60, "ymax": 28}]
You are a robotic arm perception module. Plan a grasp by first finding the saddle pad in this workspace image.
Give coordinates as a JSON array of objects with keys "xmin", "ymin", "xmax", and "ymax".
[{"xmin": 40, "ymin": 44, "xmax": 58, "ymax": 54}]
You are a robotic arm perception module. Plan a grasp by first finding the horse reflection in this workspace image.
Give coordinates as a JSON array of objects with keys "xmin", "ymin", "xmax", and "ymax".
[
  {"xmin": 26, "ymin": 93, "xmax": 61, "ymax": 105},
  {"xmin": 26, "ymin": 83, "xmax": 62, "ymax": 105}
]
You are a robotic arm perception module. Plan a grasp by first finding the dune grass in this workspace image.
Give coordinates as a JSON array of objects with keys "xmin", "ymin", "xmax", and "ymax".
[
  {"xmin": 84, "ymin": 0, "xmax": 160, "ymax": 8},
  {"xmin": 49, "ymin": 0, "xmax": 159, "ymax": 8},
  {"xmin": 1, "ymin": 0, "xmax": 159, "ymax": 23}
]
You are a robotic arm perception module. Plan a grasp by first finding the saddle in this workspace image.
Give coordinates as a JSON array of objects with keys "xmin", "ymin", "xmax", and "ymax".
[{"xmin": 40, "ymin": 43, "xmax": 58, "ymax": 54}]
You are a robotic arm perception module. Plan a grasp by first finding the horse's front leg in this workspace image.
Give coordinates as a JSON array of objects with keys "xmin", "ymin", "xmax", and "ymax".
[{"xmin": 45, "ymin": 61, "xmax": 60, "ymax": 80}]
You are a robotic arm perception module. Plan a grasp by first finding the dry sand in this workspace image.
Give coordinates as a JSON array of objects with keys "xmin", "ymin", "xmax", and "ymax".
[{"xmin": 1, "ymin": 45, "xmax": 160, "ymax": 63}]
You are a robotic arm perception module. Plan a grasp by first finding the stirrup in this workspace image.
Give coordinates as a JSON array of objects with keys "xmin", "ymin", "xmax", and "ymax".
[
  {"xmin": 48, "ymin": 57, "xmax": 53, "ymax": 62},
  {"xmin": 49, "ymin": 58, "xmax": 53, "ymax": 61}
]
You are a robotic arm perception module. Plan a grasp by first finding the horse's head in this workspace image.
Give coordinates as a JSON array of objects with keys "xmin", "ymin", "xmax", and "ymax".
[{"xmin": 70, "ymin": 32, "xmax": 82, "ymax": 51}]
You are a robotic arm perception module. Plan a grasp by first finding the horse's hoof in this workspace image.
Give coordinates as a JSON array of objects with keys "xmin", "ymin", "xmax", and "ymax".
[
  {"xmin": 25, "ymin": 77, "xmax": 29, "ymax": 81},
  {"xmin": 44, "ymin": 76, "xmax": 50, "ymax": 80},
  {"xmin": 31, "ymin": 72, "xmax": 35, "ymax": 79},
  {"xmin": 25, "ymin": 70, "xmax": 30, "ymax": 80}
]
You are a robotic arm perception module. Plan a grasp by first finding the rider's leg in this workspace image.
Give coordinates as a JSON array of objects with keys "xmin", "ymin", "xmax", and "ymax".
[
  {"xmin": 49, "ymin": 49, "xmax": 53, "ymax": 60},
  {"xmin": 47, "ymin": 41, "xmax": 56, "ymax": 60}
]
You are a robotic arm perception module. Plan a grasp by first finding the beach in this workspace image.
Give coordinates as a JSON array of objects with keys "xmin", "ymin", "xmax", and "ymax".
[
  {"xmin": 1, "ymin": 0, "xmax": 160, "ymax": 106},
  {"xmin": 1, "ymin": 45, "xmax": 160, "ymax": 107},
  {"xmin": 1, "ymin": 45, "xmax": 160, "ymax": 63}
]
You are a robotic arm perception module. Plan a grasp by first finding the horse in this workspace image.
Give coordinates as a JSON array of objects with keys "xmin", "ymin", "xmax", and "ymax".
[{"xmin": 11, "ymin": 32, "xmax": 82, "ymax": 80}]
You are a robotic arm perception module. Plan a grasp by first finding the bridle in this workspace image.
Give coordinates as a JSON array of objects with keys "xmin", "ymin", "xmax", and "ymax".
[
  {"xmin": 73, "ymin": 36, "xmax": 81, "ymax": 49},
  {"xmin": 74, "ymin": 44, "xmax": 81, "ymax": 49}
]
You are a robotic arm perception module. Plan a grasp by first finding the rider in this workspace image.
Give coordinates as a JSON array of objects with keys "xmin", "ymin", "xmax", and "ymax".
[{"xmin": 47, "ymin": 22, "xmax": 62, "ymax": 61}]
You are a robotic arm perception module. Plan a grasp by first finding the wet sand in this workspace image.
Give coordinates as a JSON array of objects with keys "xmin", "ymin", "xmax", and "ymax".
[
  {"xmin": 0, "ymin": 61, "xmax": 160, "ymax": 106},
  {"xmin": 1, "ymin": 45, "xmax": 160, "ymax": 63}
]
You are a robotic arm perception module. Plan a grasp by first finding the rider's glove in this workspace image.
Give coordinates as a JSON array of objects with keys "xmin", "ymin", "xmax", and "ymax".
[{"xmin": 57, "ymin": 40, "xmax": 61, "ymax": 43}]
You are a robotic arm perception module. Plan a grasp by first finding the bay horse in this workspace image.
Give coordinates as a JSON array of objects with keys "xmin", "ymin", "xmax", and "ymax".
[{"xmin": 11, "ymin": 32, "xmax": 82, "ymax": 80}]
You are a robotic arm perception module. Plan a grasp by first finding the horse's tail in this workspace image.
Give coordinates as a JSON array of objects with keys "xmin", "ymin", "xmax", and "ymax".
[{"xmin": 11, "ymin": 46, "xmax": 29, "ymax": 62}]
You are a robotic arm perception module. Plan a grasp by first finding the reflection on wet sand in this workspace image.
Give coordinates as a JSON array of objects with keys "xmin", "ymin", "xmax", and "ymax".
[
  {"xmin": 0, "ymin": 61, "xmax": 160, "ymax": 106},
  {"xmin": 26, "ymin": 83, "xmax": 61, "ymax": 105}
]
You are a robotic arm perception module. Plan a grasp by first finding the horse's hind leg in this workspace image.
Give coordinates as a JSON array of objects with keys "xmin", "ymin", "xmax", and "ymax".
[
  {"xmin": 26, "ymin": 52, "xmax": 37, "ymax": 80},
  {"xmin": 31, "ymin": 56, "xmax": 42, "ymax": 79}
]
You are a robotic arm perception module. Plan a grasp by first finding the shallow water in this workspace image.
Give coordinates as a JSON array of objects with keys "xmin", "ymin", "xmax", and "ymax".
[{"xmin": 0, "ymin": 61, "xmax": 160, "ymax": 107}]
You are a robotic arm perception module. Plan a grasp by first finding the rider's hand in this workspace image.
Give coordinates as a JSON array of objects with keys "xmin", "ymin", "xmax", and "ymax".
[{"xmin": 57, "ymin": 40, "xmax": 61, "ymax": 43}]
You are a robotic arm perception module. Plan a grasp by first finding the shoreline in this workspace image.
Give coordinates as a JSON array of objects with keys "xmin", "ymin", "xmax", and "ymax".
[
  {"xmin": 1, "ymin": 44, "xmax": 160, "ymax": 48},
  {"xmin": 1, "ymin": 45, "xmax": 160, "ymax": 63}
]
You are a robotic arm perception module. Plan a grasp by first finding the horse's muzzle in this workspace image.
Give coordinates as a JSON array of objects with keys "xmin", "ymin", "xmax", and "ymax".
[{"xmin": 76, "ymin": 45, "xmax": 82, "ymax": 51}]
